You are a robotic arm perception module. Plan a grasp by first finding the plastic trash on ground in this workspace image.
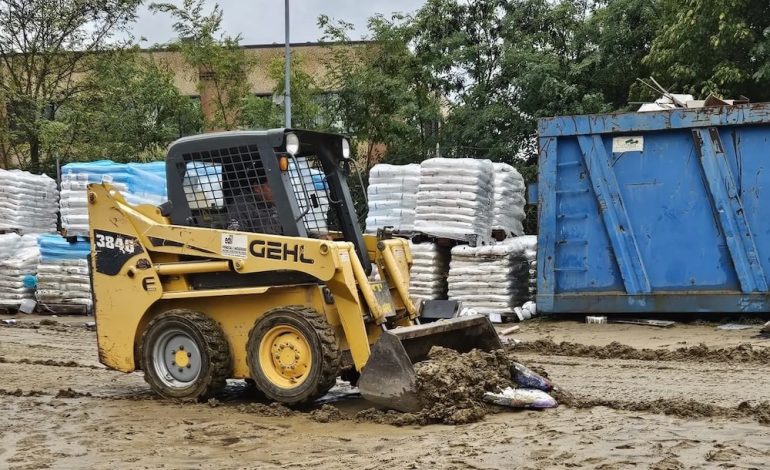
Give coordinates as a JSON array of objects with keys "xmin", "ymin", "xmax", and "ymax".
[
  {"xmin": 510, "ymin": 362, "xmax": 553, "ymax": 391},
  {"xmin": 483, "ymin": 387, "xmax": 557, "ymax": 409}
]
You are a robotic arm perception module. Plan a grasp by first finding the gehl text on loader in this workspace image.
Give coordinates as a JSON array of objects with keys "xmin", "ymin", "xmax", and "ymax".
[{"xmin": 87, "ymin": 129, "xmax": 500, "ymax": 412}]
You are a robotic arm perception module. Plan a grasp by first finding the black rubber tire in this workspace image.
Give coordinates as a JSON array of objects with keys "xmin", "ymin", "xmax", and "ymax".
[
  {"xmin": 246, "ymin": 306, "xmax": 340, "ymax": 404},
  {"xmin": 141, "ymin": 309, "xmax": 232, "ymax": 400}
]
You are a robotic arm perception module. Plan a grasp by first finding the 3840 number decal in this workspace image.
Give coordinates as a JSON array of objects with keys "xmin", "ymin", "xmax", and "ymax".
[{"xmin": 95, "ymin": 233, "xmax": 136, "ymax": 254}]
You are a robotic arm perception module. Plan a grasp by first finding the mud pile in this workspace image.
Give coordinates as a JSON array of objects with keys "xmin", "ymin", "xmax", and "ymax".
[
  {"xmin": 554, "ymin": 388, "xmax": 770, "ymax": 424},
  {"xmin": 237, "ymin": 402, "xmax": 295, "ymax": 417},
  {"xmin": 357, "ymin": 347, "xmax": 514, "ymax": 426},
  {"xmin": 309, "ymin": 404, "xmax": 343, "ymax": 423},
  {"xmin": 516, "ymin": 340, "xmax": 770, "ymax": 364}
]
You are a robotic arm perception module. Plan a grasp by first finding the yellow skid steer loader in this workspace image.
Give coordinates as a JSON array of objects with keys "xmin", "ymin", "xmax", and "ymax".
[{"xmin": 87, "ymin": 129, "xmax": 500, "ymax": 412}]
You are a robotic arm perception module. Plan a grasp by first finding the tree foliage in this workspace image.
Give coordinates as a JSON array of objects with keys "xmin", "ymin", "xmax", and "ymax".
[
  {"xmin": 150, "ymin": 0, "xmax": 254, "ymax": 130},
  {"xmin": 0, "ymin": 0, "xmax": 141, "ymax": 171},
  {"xmin": 319, "ymin": 14, "xmax": 443, "ymax": 169},
  {"xmin": 240, "ymin": 54, "xmax": 323, "ymax": 130},
  {"xmin": 42, "ymin": 50, "xmax": 200, "ymax": 168},
  {"xmin": 645, "ymin": 0, "xmax": 770, "ymax": 99}
]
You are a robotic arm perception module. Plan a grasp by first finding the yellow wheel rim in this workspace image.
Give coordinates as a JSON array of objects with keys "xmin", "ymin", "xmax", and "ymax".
[{"xmin": 259, "ymin": 325, "xmax": 312, "ymax": 389}]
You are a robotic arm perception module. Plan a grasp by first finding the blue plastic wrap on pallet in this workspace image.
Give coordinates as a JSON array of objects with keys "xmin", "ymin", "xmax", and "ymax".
[
  {"xmin": 37, "ymin": 234, "xmax": 90, "ymax": 261},
  {"xmin": 61, "ymin": 160, "xmax": 130, "ymax": 184}
]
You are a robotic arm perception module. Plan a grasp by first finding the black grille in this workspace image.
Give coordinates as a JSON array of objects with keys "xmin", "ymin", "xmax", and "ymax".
[
  {"xmin": 288, "ymin": 155, "xmax": 339, "ymax": 236},
  {"xmin": 179, "ymin": 145, "xmax": 283, "ymax": 235},
  {"xmin": 177, "ymin": 146, "xmax": 342, "ymax": 237}
]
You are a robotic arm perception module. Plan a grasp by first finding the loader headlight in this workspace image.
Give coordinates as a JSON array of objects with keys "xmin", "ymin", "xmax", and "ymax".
[
  {"xmin": 286, "ymin": 132, "xmax": 300, "ymax": 155},
  {"xmin": 342, "ymin": 138, "xmax": 351, "ymax": 159}
]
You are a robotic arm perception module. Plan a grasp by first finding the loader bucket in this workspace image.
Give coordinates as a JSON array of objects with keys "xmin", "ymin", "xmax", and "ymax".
[{"xmin": 357, "ymin": 315, "xmax": 502, "ymax": 412}]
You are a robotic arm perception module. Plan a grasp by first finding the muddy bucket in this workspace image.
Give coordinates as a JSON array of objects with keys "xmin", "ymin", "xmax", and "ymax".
[{"xmin": 357, "ymin": 315, "xmax": 502, "ymax": 412}]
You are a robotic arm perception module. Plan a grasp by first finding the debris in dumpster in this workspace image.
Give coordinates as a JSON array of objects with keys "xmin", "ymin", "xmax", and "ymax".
[
  {"xmin": 510, "ymin": 362, "xmax": 553, "ymax": 392},
  {"xmin": 635, "ymin": 78, "xmax": 749, "ymax": 112},
  {"xmin": 483, "ymin": 387, "xmax": 557, "ymax": 409}
]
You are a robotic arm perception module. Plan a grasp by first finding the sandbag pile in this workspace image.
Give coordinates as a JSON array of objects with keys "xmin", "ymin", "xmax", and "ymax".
[
  {"xmin": 448, "ymin": 236, "xmax": 537, "ymax": 317},
  {"xmin": 492, "ymin": 163, "xmax": 526, "ymax": 236},
  {"xmin": 0, "ymin": 169, "xmax": 58, "ymax": 234},
  {"xmin": 414, "ymin": 158, "xmax": 494, "ymax": 241},
  {"xmin": 0, "ymin": 234, "xmax": 40, "ymax": 309},
  {"xmin": 408, "ymin": 242, "xmax": 449, "ymax": 303},
  {"xmin": 60, "ymin": 161, "xmax": 167, "ymax": 236},
  {"xmin": 36, "ymin": 234, "xmax": 92, "ymax": 312},
  {"xmin": 365, "ymin": 164, "xmax": 420, "ymax": 233}
]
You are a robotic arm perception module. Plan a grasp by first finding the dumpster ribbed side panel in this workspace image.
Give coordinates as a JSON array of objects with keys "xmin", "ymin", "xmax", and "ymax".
[{"xmin": 537, "ymin": 104, "xmax": 770, "ymax": 314}]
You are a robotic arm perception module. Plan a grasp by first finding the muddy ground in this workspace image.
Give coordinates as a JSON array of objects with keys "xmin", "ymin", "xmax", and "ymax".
[{"xmin": 2, "ymin": 315, "xmax": 770, "ymax": 469}]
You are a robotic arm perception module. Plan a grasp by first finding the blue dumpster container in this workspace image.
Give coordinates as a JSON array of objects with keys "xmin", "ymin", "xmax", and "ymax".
[{"xmin": 536, "ymin": 104, "xmax": 770, "ymax": 313}]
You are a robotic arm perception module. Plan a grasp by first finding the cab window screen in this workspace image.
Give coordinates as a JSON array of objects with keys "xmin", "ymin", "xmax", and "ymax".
[
  {"xmin": 179, "ymin": 145, "xmax": 283, "ymax": 235},
  {"xmin": 288, "ymin": 155, "xmax": 341, "ymax": 237}
]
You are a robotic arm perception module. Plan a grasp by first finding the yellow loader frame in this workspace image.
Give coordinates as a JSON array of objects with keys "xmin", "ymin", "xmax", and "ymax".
[{"xmin": 88, "ymin": 183, "xmax": 416, "ymax": 379}]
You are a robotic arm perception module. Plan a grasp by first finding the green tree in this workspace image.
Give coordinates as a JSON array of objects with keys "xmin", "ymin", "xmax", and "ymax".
[
  {"xmin": 645, "ymin": 0, "xmax": 770, "ymax": 99},
  {"xmin": 0, "ymin": 0, "xmax": 141, "ymax": 171},
  {"xmin": 42, "ymin": 50, "xmax": 201, "ymax": 167},
  {"xmin": 240, "ymin": 54, "xmax": 323, "ymax": 130},
  {"xmin": 151, "ymin": 0, "xmax": 254, "ymax": 130},
  {"xmin": 319, "ymin": 14, "xmax": 443, "ymax": 169}
]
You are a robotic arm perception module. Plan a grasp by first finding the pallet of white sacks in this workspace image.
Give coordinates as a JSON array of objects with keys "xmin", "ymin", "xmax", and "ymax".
[{"xmin": 410, "ymin": 231, "xmax": 493, "ymax": 248}]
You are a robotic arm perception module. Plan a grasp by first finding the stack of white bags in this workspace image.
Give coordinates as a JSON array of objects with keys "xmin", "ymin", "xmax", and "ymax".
[
  {"xmin": 448, "ymin": 236, "xmax": 538, "ymax": 318},
  {"xmin": 492, "ymin": 163, "xmax": 527, "ymax": 236},
  {"xmin": 414, "ymin": 158, "xmax": 494, "ymax": 241},
  {"xmin": 408, "ymin": 242, "xmax": 449, "ymax": 302},
  {"xmin": 366, "ymin": 164, "xmax": 420, "ymax": 233},
  {"xmin": 36, "ymin": 234, "xmax": 92, "ymax": 311},
  {"xmin": 0, "ymin": 169, "xmax": 58, "ymax": 233},
  {"xmin": 60, "ymin": 161, "xmax": 168, "ymax": 236},
  {"xmin": 0, "ymin": 234, "xmax": 40, "ymax": 308}
]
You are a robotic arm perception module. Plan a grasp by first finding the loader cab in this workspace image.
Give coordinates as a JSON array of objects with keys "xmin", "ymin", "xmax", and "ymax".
[{"xmin": 164, "ymin": 129, "xmax": 371, "ymax": 286}]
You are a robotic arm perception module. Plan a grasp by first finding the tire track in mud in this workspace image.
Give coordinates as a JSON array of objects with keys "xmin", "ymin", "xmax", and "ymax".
[
  {"xmin": 551, "ymin": 388, "xmax": 770, "ymax": 425},
  {"xmin": 0, "ymin": 387, "xmax": 155, "ymax": 401},
  {"xmin": 0, "ymin": 357, "xmax": 101, "ymax": 370},
  {"xmin": 513, "ymin": 339, "xmax": 770, "ymax": 364},
  {"xmin": 509, "ymin": 339, "xmax": 770, "ymax": 425}
]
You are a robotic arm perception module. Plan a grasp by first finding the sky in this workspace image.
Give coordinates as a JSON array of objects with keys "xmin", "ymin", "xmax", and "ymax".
[{"xmin": 129, "ymin": 0, "xmax": 427, "ymax": 46}]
